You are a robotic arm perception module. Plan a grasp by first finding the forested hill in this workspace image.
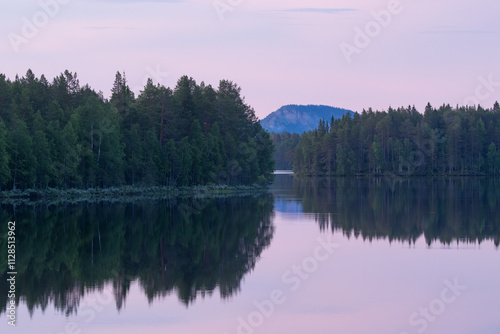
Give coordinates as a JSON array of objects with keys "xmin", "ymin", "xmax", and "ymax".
[
  {"xmin": 0, "ymin": 70, "xmax": 275, "ymax": 191},
  {"xmin": 293, "ymin": 104, "xmax": 500, "ymax": 176},
  {"xmin": 260, "ymin": 104, "xmax": 354, "ymax": 134}
]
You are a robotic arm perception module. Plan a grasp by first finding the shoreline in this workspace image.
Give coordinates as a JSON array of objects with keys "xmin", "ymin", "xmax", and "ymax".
[
  {"xmin": 0, "ymin": 184, "xmax": 269, "ymax": 205},
  {"xmin": 291, "ymin": 172, "xmax": 499, "ymax": 177}
]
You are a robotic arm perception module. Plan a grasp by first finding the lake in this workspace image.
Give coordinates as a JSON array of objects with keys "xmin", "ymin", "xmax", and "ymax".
[{"xmin": 1, "ymin": 175, "xmax": 499, "ymax": 334}]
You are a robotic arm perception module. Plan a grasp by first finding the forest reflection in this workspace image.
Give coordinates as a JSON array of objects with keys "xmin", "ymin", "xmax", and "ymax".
[
  {"xmin": 273, "ymin": 175, "xmax": 500, "ymax": 247},
  {"xmin": 0, "ymin": 194, "xmax": 274, "ymax": 316}
]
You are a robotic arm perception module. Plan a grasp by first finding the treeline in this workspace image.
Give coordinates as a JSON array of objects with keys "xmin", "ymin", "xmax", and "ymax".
[
  {"xmin": 293, "ymin": 103, "xmax": 500, "ymax": 175},
  {"xmin": 0, "ymin": 70, "xmax": 274, "ymax": 190},
  {"xmin": 269, "ymin": 132, "xmax": 299, "ymax": 170}
]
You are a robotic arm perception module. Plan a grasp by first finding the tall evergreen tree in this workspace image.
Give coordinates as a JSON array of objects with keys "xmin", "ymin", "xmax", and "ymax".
[
  {"xmin": 0, "ymin": 120, "xmax": 11, "ymax": 188},
  {"xmin": 7, "ymin": 115, "xmax": 35, "ymax": 189},
  {"xmin": 32, "ymin": 112, "xmax": 54, "ymax": 188}
]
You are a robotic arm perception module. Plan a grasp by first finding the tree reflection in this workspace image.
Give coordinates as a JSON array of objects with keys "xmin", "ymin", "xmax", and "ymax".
[
  {"xmin": 0, "ymin": 194, "xmax": 274, "ymax": 316},
  {"xmin": 274, "ymin": 175, "xmax": 500, "ymax": 247}
]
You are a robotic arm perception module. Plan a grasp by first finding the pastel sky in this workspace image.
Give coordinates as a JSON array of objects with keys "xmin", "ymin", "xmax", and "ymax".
[{"xmin": 1, "ymin": 0, "xmax": 499, "ymax": 119}]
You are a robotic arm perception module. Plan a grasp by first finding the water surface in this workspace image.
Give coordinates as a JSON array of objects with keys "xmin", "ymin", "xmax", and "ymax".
[{"xmin": 1, "ymin": 176, "xmax": 499, "ymax": 334}]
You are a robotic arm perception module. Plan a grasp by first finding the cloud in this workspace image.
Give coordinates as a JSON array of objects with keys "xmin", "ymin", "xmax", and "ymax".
[
  {"xmin": 83, "ymin": 0, "xmax": 183, "ymax": 3},
  {"xmin": 273, "ymin": 8, "xmax": 357, "ymax": 14},
  {"xmin": 84, "ymin": 26, "xmax": 139, "ymax": 31},
  {"xmin": 419, "ymin": 27, "xmax": 494, "ymax": 35}
]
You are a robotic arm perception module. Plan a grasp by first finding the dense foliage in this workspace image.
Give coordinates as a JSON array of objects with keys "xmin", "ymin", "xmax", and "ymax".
[
  {"xmin": 293, "ymin": 104, "xmax": 500, "ymax": 175},
  {"xmin": 0, "ymin": 70, "xmax": 274, "ymax": 190},
  {"xmin": 269, "ymin": 132, "xmax": 300, "ymax": 170}
]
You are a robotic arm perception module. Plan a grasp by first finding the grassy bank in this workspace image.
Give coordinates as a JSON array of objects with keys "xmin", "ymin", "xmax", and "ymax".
[{"xmin": 0, "ymin": 184, "xmax": 269, "ymax": 205}]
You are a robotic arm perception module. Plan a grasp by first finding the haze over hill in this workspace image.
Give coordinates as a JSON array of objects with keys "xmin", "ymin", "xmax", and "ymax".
[{"xmin": 260, "ymin": 105, "xmax": 354, "ymax": 134}]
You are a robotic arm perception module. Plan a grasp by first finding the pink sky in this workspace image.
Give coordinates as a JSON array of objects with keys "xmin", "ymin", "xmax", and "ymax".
[{"xmin": 1, "ymin": 0, "xmax": 499, "ymax": 119}]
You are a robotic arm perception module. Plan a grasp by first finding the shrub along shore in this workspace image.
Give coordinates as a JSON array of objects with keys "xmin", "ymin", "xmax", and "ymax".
[{"xmin": 0, "ymin": 184, "xmax": 269, "ymax": 205}]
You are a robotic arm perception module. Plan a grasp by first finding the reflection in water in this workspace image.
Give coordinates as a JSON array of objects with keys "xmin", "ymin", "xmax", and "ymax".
[
  {"xmin": 0, "ymin": 194, "xmax": 274, "ymax": 316},
  {"xmin": 273, "ymin": 175, "xmax": 500, "ymax": 247}
]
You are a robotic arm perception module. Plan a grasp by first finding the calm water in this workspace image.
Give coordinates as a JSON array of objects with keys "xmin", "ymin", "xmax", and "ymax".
[{"xmin": 1, "ymin": 176, "xmax": 500, "ymax": 334}]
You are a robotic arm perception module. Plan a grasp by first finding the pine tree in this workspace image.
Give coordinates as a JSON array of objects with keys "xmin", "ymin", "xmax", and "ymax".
[
  {"xmin": 177, "ymin": 137, "xmax": 192, "ymax": 186},
  {"xmin": 32, "ymin": 112, "xmax": 54, "ymax": 188},
  {"xmin": 60, "ymin": 115, "xmax": 82, "ymax": 188},
  {"xmin": 110, "ymin": 71, "xmax": 134, "ymax": 117},
  {"xmin": 123, "ymin": 123, "xmax": 144, "ymax": 185},
  {"xmin": 189, "ymin": 120, "xmax": 205, "ymax": 185},
  {"xmin": 205, "ymin": 123, "xmax": 224, "ymax": 183},
  {"xmin": 487, "ymin": 143, "xmax": 499, "ymax": 175},
  {"xmin": 0, "ymin": 120, "xmax": 11, "ymax": 188},
  {"xmin": 8, "ymin": 115, "xmax": 35, "ymax": 189}
]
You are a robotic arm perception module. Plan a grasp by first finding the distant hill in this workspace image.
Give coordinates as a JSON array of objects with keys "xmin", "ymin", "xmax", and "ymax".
[{"xmin": 260, "ymin": 104, "xmax": 355, "ymax": 134}]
